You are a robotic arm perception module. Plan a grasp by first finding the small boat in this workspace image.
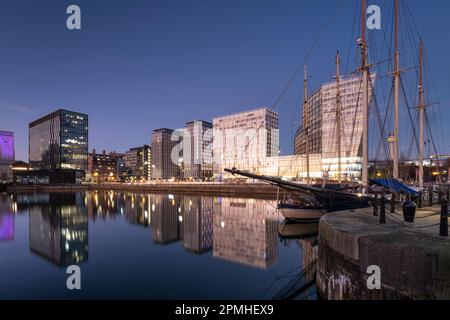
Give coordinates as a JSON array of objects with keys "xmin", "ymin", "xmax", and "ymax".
[
  {"xmin": 277, "ymin": 221, "xmax": 319, "ymax": 240},
  {"xmin": 277, "ymin": 203, "xmax": 325, "ymax": 222}
]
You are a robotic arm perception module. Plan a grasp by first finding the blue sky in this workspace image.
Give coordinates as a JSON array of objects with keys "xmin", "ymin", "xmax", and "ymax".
[{"xmin": 0, "ymin": 0, "xmax": 449, "ymax": 161}]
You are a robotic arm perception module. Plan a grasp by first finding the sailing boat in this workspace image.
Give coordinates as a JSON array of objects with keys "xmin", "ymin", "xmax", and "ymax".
[{"xmin": 227, "ymin": 0, "xmax": 441, "ymax": 221}]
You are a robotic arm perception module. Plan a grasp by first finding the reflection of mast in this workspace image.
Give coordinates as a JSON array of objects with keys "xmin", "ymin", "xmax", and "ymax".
[
  {"xmin": 360, "ymin": 0, "xmax": 370, "ymax": 191},
  {"xmin": 304, "ymin": 65, "xmax": 310, "ymax": 184},
  {"xmin": 393, "ymin": 0, "xmax": 400, "ymax": 179},
  {"xmin": 418, "ymin": 39, "xmax": 425, "ymax": 188},
  {"xmin": 336, "ymin": 51, "xmax": 342, "ymax": 183}
]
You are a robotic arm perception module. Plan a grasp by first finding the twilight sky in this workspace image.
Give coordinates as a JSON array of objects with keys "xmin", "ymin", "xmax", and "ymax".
[{"xmin": 0, "ymin": 0, "xmax": 449, "ymax": 161}]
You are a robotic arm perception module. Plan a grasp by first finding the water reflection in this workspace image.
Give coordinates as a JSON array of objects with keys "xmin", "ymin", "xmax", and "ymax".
[
  {"xmin": 213, "ymin": 197, "xmax": 279, "ymax": 269},
  {"xmin": 0, "ymin": 194, "xmax": 14, "ymax": 241},
  {"xmin": 0, "ymin": 191, "xmax": 317, "ymax": 299},
  {"xmin": 29, "ymin": 193, "xmax": 88, "ymax": 266}
]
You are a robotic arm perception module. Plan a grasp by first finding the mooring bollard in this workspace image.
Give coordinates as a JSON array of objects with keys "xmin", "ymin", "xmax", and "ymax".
[
  {"xmin": 418, "ymin": 191, "xmax": 423, "ymax": 209},
  {"xmin": 440, "ymin": 200, "xmax": 449, "ymax": 237},
  {"xmin": 373, "ymin": 196, "xmax": 379, "ymax": 217},
  {"xmin": 403, "ymin": 201, "xmax": 417, "ymax": 223},
  {"xmin": 390, "ymin": 193, "xmax": 396, "ymax": 213},
  {"xmin": 380, "ymin": 195, "xmax": 386, "ymax": 225}
]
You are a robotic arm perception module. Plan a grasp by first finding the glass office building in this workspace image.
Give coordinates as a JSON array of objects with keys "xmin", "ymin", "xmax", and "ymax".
[{"xmin": 29, "ymin": 109, "xmax": 88, "ymax": 171}]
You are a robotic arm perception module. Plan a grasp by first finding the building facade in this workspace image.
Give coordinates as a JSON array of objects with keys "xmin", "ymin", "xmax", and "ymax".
[
  {"xmin": 183, "ymin": 121, "xmax": 213, "ymax": 181},
  {"xmin": 125, "ymin": 145, "xmax": 151, "ymax": 182},
  {"xmin": 294, "ymin": 74, "xmax": 375, "ymax": 181},
  {"xmin": 0, "ymin": 131, "xmax": 14, "ymax": 182},
  {"xmin": 88, "ymin": 150, "xmax": 123, "ymax": 182},
  {"xmin": 29, "ymin": 109, "xmax": 88, "ymax": 172},
  {"xmin": 151, "ymin": 129, "xmax": 181, "ymax": 180},
  {"xmin": 213, "ymin": 108, "xmax": 279, "ymax": 179}
]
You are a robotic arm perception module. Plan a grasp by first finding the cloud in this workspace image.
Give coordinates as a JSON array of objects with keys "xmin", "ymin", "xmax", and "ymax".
[{"xmin": 0, "ymin": 102, "xmax": 37, "ymax": 114}]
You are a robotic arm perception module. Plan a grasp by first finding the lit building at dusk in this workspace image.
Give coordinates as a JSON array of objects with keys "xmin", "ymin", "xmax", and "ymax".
[
  {"xmin": 213, "ymin": 108, "xmax": 279, "ymax": 180},
  {"xmin": 294, "ymin": 74, "xmax": 375, "ymax": 181},
  {"xmin": 183, "ymin": 121, "xmax": 213, "ymax": 181},
  {"xmin": 88, "ymin": 149, "xmax": 123, "ymax": 182},
  {"xmin": 28, "ymin": 109, "xmax": 88, "ymax": 174},
  {"xmin": 151, "ymin": 128, "xmax": 182, "ymax": 180},
  {"xmin": 125, "ymin": 145, "xmax": 151, "ymax": 181},
  {"xmin": 0, "ymin": 131, "xmax": 14, "ymax": 182}
]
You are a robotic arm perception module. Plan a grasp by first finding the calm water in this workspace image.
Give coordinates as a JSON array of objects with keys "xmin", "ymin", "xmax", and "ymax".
[{"xmin": 0, "ymin": 191, "xmax": 317, "ymax": 300}]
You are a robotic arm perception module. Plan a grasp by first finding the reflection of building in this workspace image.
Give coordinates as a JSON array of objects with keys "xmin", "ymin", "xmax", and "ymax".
[
  {"xmin": 125, "ymin": 145, "xmax": 151, "ymax": 181},
  {"xmin": 151, "ymin": 194, "xmax": 181, "ymax": 244},
  {"xmin": 182, "ymin": 196, "xmax": 213, "ymax": 254},
  {"xmin": 0, "ymin": 131, "xmax": 14, "ymax": 182},
  {"xmin": 29, "ymin": 193, "xmax": 88, "ymax": 266},
  {"xmin": 213, "ymin": 197, "xmax": 279, "ymax": 269},
  {"xmin": 29, "ymin": 109, "xmax": 88, "ymax": 172},
  {"xmin": 151, "ymin": 129, "xmax": 181, "ymax": 180},
  {"xmin": 213, "ymin": 108, "xmax": 279, "ymax": 179},
  {"xmin": 0, "ymin": 194, "xmax": 14, "ymax": 241},
  {"xmin": 183, "ymin": 121, "xmax": 213, "ymax": 181},
  {"xmin": 294, "ymin": 75, "xmax": 375, "ymax": 181}
]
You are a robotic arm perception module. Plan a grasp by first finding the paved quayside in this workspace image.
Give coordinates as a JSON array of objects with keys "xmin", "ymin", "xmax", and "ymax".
[{"xmin": 317, "ymin": 205, "xmax": 450, "ymax": 300}]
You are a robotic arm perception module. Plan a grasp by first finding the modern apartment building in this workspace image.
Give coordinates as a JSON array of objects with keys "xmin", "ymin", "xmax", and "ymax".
[
  {"xmin": 183, "ymin": 121, "xmax": 213, "ymax": 181},
  {"xmin": 151, "ymin": 128, "xmax": 182, "ymax": 180},
  {"xmin": 212, "ymin": 108, "xmax": 279, "ymax": 179},
  {"xmin": 294, "ymin": 74, "xmax": 375, "ymax": 181},
  {"xmin": 125, "ymin": 145, "xmax": 151, "ymax": 181}
]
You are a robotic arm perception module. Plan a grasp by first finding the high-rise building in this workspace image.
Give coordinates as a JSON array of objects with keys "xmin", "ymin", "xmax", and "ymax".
[
  {"xmin": 151, "ymin": 128, "xmax": 182, "ymax": 180},
  {"xmin": 294, "ymin": 74, "xmax": 375, "ymax": 181},
  {"xmin": 29, "ymin": 109, "xmax": 88, "ymax": 172},
  {"xmin": 0, "ymin": 131, "xmax": 14, "ymax": 182},
  {"xmin": 125, "ymin": 145, "xmax": 151, "ymax": 181},
  {"xmin": 213, "ymin": 108, "xmax": 279, "ymax": 179},
  {"xmin": 183, "ymin": 121, "xmax": 213, "ymax": 181}
]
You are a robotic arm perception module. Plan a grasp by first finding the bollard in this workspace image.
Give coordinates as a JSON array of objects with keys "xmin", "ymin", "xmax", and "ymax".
[
  {"xmin": 403, "ymin": 201, "xmax": 417, "ymax": 223},
  {"xmin": 390, "ymin": 193, "xmax": 396, "ymax": 213},
  {"xmin": 428, "ymin": 189, "xmax": 433, "ymax": 207},
  {"xmin": 440, "ymin": 200, "xmax": 449, "ymax": 237},
  {"xmin": 380, "ymin": 195, "xmax": 386, "ymax": 225},
  {"xmin": 373, "ymin": 196, "xmax": 378, "ymax": 217},
  {"xmin": 418, "ymin": 191, "xmax": 423, "ymax": 209}
]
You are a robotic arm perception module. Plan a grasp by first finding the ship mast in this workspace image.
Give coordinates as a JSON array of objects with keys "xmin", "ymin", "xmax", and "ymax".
[
  {"xmin": 393, "ymin": 0, "xmax": 400, "ymax": 179},
  {"xmin": 418, "ymin": 39, "xmax": 425, "ymax": 189},
  {"xmin": 304, "ymin": 65, "xmax": 310, "ymax": 185},
  {"xmin": 361, "ymin": 0, "xmax": 369, "ymax": 191},
  {"xmin": 336, "ymin": 51, "xmax": 342, "ymax": 183}
]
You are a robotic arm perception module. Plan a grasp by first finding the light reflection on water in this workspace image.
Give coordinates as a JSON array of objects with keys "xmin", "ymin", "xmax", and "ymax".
[{"xmin": 0, "ymin": 191, "xmax": 317, "ymax": 300}]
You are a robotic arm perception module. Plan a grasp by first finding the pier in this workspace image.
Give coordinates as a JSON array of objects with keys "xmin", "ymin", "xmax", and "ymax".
[
  {"xmin": 5, "ymin": 182, "xmax": 280, "ymax": 198},
  {"xmin": 317, "ymin": 204, "xmax": 450, "ymax": 300}
]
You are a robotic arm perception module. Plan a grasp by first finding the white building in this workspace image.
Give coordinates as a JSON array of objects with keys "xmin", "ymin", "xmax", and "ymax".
[
  {"xmin": 295, "ymin": 74, "xmax": 375, "ymax": 182},
  {"xmin": 213, "ymin": 108, "xmax": 279, "ymax": 179}
]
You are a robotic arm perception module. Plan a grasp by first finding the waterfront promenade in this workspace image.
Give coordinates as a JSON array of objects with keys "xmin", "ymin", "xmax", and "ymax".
[
  {"xmin": 317, "ymin": 205, "xmax": 450, "ymax": 300},
  {"xmin": 6, "ymin": 181, "xmax": 280, "ymax": 198}
]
